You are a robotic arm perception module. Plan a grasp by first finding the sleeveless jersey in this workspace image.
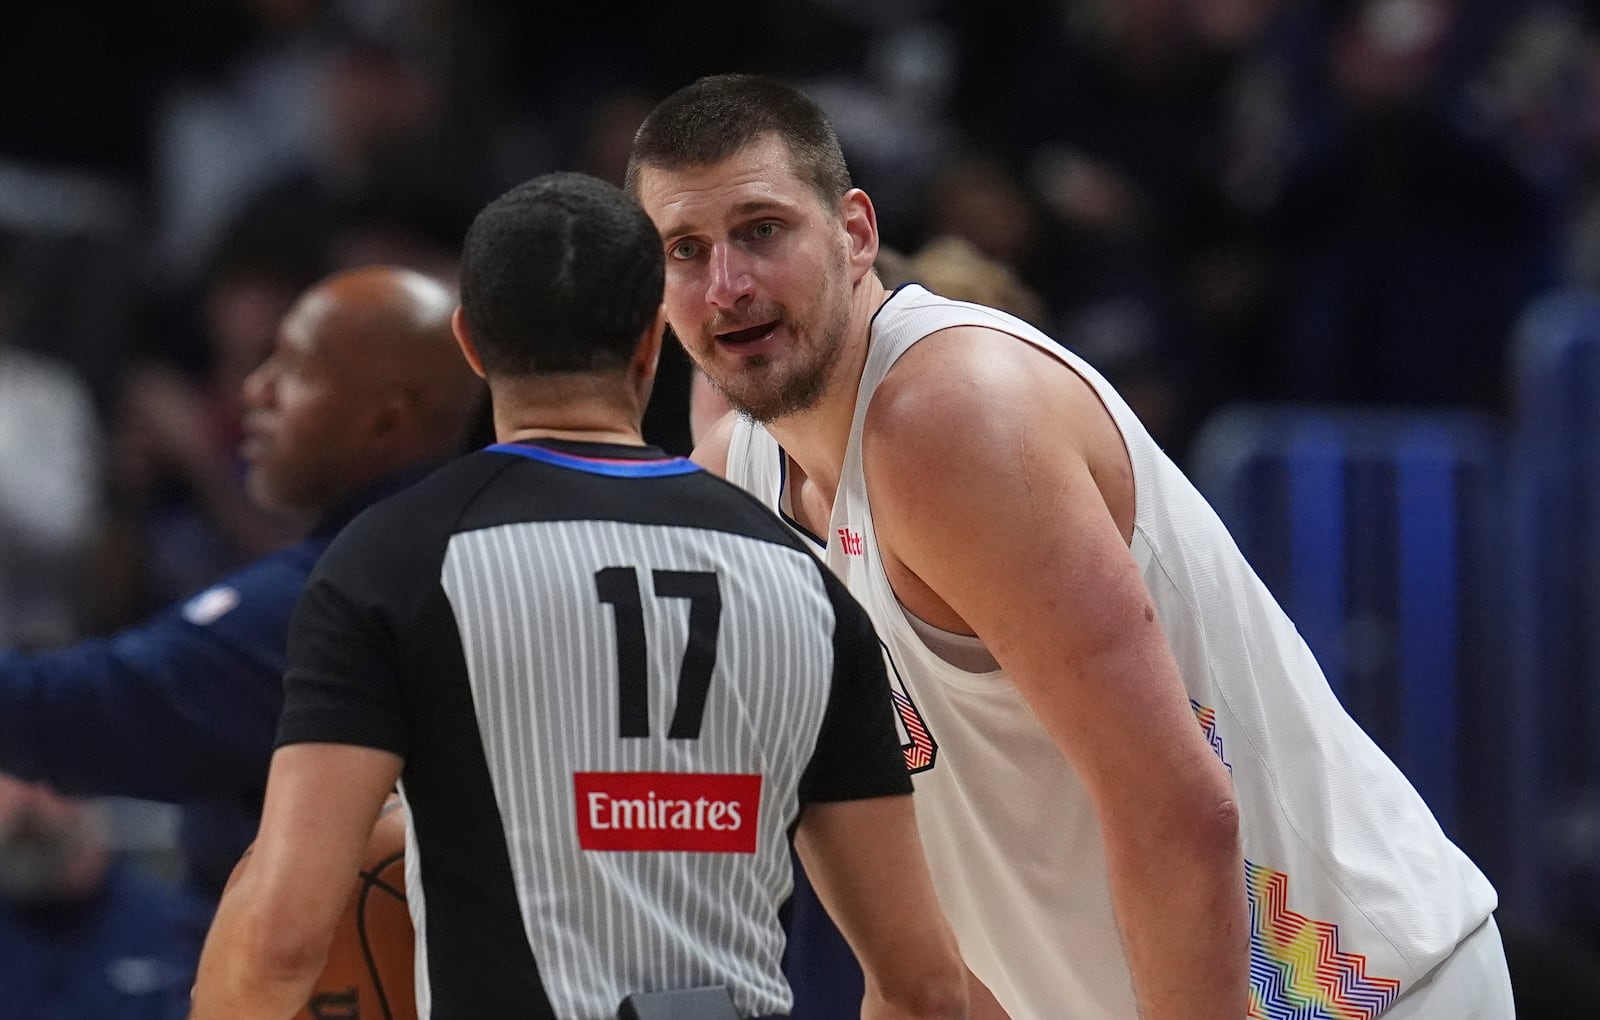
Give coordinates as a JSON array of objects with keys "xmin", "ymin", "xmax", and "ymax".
[{"xmin": 724, "ymin": 284, "xmax": 1499, "ymax": 1019}]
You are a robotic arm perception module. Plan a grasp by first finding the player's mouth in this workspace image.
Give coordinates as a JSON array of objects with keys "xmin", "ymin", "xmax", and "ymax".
[{"xmin": 715, "ymin": 320, "xmax": 780, "ymax": 350}]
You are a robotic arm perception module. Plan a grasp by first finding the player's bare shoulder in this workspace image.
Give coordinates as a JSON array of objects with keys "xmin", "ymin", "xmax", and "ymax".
[
  {"xmin": 690, "ymin": 409, "xmax": 739, "ymax": 478},
  {"xmin": 864, "ymin": 323, "xmax": 1133, "ymax": 536},
  {"xmin": 865, "ymin": 324, "xmax": 1102, "ymax": 449}
]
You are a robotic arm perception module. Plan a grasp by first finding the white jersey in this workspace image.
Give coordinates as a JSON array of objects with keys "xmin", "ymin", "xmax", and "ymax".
[{"xmin": 724, "ymin": 284, "xmax": 1498, "ymax": 1019}]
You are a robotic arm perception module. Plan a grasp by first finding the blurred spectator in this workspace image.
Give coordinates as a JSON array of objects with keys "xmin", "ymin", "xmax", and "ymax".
[
  {"xmin": 979, "ymin": 0, "xmax": 1321, "ymax": 459},
  {"xmin": 148, "ymin": 0, "xmax": 335, "ymax": 286},
  {"xmin": 1469, "ymin": 4, "xmax": 1600, "ymax": 292},
  {"xmin": 917, "ymin": 143, "xmax": 1203, "ymax": 458},
  {"xmin": 0, "ymin": 774, "xmax": 204, "ymax": 1019},
  {"xmin": 1256, "ymin": 0, "xmax": 1548, "ymax": 413},
  {"xmin": 0, "ymin": 245, "xmax": 104, "ymax": 650},
  {"xmin": 90, "ymin": 218, "xmax": 324, "ymax": 632},
  {"xmin": 901, "ymin": 234, "xmax": 1048, "ymax": 325},
  {"xmin": 799, "ymin": 13, "xmax": 962, "ymax": 246},
  {"xmin": 150, "ymin": 0, "xmax": 497, "ymax": 293}
]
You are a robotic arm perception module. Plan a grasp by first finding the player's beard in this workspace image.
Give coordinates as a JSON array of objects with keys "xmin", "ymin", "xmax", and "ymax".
[
  {"xmin": 712, "ymin": 325, "xmax": 846, "ymax": 424},
  {"xmin": 700, "ymin": 289, "xmax": 853, "ymax": 425}
]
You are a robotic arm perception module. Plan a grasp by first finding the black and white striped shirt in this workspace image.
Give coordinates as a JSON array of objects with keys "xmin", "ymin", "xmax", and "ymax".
[{"xmin": 277, "ymin": 439, "xmax": 910, "ymax": 1020}]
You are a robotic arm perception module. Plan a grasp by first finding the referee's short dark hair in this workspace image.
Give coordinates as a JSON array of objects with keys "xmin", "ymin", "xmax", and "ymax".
[{"xmin": 460, "ymin": 171, "xmax": 664, "ymax": 377}]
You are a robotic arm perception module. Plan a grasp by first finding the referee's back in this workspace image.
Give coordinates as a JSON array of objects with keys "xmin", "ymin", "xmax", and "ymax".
[{"xmin": 278, "ymin": 438, "xmax": 914, "ymax": 1018}]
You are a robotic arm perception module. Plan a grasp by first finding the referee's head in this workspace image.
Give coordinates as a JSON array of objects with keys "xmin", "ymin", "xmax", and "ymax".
[{"xmin": 456, "ymin": 172, "xmax": 665, "ymax": 383}]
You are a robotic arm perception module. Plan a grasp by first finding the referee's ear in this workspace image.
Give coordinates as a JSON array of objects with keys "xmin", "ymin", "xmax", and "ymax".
[
  {"xmin": 632, "ymin": 304, "xmax": 667, "ymax": 384},
  {"xmin": 629, "ymin": 304, "xmax": 667, "ymax": 414},
  {"xmin": 451, "ymin": 306, "xmax": 488, "ymax": 380}
]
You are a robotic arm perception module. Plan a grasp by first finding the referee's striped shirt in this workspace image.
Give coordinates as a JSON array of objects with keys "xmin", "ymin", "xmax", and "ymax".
[{"xmin": 277, "ymin": 439, "xmax": 911, "ymax": 1020}]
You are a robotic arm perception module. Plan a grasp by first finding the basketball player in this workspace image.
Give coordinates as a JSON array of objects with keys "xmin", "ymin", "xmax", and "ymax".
[
  {"xmin": 625, "ymin": 73, "xmax": 1514, "ymax": 1019},
  {"xmin": 189, "ymin": 172, "xmax": 967, "ymax": 1020}
]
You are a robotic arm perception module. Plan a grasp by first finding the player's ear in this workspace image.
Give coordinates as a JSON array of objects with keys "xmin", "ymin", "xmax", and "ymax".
[
  {"xmin": 840, "ymin": 188, "xmax": 880, "ymax": 283},
  {"xmin": 451, "ymin": 306, "xmax": 487, "ymax": 379}
]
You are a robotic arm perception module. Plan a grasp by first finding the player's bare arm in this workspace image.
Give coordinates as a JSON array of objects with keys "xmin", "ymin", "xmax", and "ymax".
[
  {"xmin": 794, "ymin": 795, "xmax": 968, "ymax": 1020},
  {"xmin": 189, "ymin": 743, "xmax": 403, "ymax": 1020},
  {"xmin": 862, "ymin": 327, "xmax": 1248, "ymax": 1020}
]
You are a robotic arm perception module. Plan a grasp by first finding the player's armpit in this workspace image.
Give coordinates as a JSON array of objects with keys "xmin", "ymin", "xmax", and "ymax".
[{"xmin": 794, "ymin": 795, "xmax": 967, "ymax": 1020}]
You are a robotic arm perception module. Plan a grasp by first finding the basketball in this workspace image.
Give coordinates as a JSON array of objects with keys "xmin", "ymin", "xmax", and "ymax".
[{"xmin": 224, "ymin": 796, "xmax": 416, "ymax": 1020}]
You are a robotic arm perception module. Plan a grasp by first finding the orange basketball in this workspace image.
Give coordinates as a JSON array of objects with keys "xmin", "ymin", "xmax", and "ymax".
[{"xmin": 225, "ymin": 797, "xmax": 416, "ymax": 1020}]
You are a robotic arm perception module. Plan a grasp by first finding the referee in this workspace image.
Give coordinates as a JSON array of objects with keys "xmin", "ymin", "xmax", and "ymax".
[{"xmin": 189, "ymin": 171, "xmax": 967, "ymax": 1020}]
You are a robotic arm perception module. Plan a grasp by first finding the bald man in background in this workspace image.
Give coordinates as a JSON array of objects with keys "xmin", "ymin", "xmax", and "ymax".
[{"xmin": 0, "ymin": 265, "xmax": 485, "ymax": 906}]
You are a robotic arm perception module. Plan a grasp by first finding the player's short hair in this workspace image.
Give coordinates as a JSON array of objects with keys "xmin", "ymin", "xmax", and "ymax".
[
  {"xmin": 460, "ymin": 171, "xmax": 663, "ymax": 376},
  {"xmin": 624, "ymin": 73, "xmax": 852, "ymax": 214}
]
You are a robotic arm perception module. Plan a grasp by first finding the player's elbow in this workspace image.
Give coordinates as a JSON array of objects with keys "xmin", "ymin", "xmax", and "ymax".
[
  {"xmin": 1191, "ymin": 794, "xmax": 1243, "ymax": 860},
  {"xmin": 1108, "ymin": 787, "xmax": 1242, "ymax": 879},
  {"xmin": 869, "ymin": 981, "xmax": 968, "ymax": 1019},
  {"xmin": 867, "ymin": 956, "xmax": 969, "ymax": 1019},
  {"xmin": 1161, "ymin": 791, "xmax": 1242, "ymax": 867}
]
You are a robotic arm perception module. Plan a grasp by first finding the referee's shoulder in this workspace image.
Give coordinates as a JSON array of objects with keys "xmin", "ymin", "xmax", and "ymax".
[
  {"xmin": 680, "ymin": 468, "xmax": 816, "ymax": 552},
  {"xmin": 322, "ymin": 452, "xmax": 506, "ymax": 561}
]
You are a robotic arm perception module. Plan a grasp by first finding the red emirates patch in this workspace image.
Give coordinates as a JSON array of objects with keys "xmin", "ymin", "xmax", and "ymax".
[{"xmin": 574, "ymin": 772, "xmax": 762, "ymax": 853}]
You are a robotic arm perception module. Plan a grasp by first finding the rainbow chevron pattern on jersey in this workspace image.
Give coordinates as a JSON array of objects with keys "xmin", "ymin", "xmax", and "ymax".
[
  {"xmin": 1246, "ymin": 861, "xmax": 1401, "ymax": 1019},
  {"xmin": 1189, "ymin": 700, "xmax": 1402, "ymax": 1018},
  {"xmin": 1191, "ymin": 699, "xmax": 1231, "ymax": 773}
]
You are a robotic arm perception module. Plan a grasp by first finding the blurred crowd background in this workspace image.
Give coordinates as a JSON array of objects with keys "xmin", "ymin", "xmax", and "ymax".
[{"xmin": 5, "ymin": 0, "xmax": 1600, "ymax": 1011}]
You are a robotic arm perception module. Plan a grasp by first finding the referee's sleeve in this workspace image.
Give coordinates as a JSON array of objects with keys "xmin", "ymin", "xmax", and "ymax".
[
  {"xmin": 275, "ymin": 561, "xmax": 410, "ymax": 759},
  {"xmin": 797, "ymin": 575, "xmax": 914, "ymax": 804}
]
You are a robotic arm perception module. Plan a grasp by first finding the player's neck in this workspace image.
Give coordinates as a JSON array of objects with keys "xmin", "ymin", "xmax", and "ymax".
[
  {"xmin": 764, "ymin": 278, "xmax": 886, "ymax": 508},
  {"xmin": 765, "ymin": 397, "xmax": 850, "ymax": 508}
]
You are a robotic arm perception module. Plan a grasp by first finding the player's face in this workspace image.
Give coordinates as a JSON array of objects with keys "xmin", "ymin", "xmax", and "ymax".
[
  {"xmin": 239, "ymin": 293, "xmax": 374, "ymax": 518},
  {"xmin": 635, "ymin": 135, "xmax": 854, "ymax": 424}
]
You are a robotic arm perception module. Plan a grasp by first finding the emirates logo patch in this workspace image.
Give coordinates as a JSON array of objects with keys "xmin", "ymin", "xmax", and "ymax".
[{"xmin": 574, "ymin": 772, "xmax": 761, "ymax": 853}]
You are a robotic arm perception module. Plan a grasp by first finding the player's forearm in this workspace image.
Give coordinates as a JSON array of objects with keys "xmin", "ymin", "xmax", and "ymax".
[{"xmin": 1105, "ymin": 798, "xmax": 1248, "ymax": 1020}]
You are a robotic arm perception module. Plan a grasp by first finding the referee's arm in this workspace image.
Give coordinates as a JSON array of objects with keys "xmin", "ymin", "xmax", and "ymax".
[
  {"xmin": 794, "ymin": 795, "xmax": 968, "ymax": 1020},
  {"xmin": 189, "ymin": 742, "xmax": 401, "ymax": 1019}
]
